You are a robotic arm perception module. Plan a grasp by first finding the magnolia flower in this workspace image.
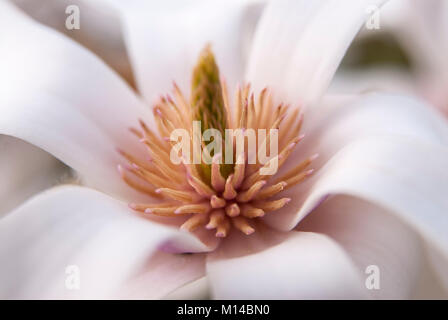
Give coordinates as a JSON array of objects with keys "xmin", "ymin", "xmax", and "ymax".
[{"xmin": 0, "ymin": 0, "xmax": 448, "ymax": 299}]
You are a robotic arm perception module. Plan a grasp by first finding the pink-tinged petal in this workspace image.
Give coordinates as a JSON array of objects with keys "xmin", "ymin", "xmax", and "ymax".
[
  {"xmin": 0, "ymin": 136, "xmax": 69, "ymax": 217},
  {"xmin": 412, "ymin": 249, "xmax": 448, "ymax": 299},
  {"xmin": 269, "ymin": 93, "xmax": 448, "ymax": 229},
  {"xmin": 0, "ymin": 1, "xmax": 153, "ymax": 201},
  {"xmin": 116, "ymin": 252, "xmax": 207, "ymax": 299},
  {"xmin": 265, "ymin": 137, "xmax": 448, "ymax": 294},
  {"xmin": 297, "ymin": 195, "xmax": 426, "ymax": 299},
  {"xmin": 120, "ymin": 0, "xmax": 263, "ymax": 103},
  {"xmin": 298, "ymin": 93, "xmax": 448, "ymax": 158},
  {"xmin": 395, "ymin": 0, "xmax": 448, "ymax": 76},
  {"xmin": 11, "ymin": 0, "xmax": 135, "ymax": 85},
  {"xmin": 207, "ymin": 231, "xmax": 367, "ymax": 299},
  {"xmin": 0, "ymin": 185, "xmax": 216, "ymax": 299},
  {"xmin": 246, "ymin": 0, "xmax": 387, "ymax": 107},
  {"xmin": 270, "ymin": 93, "xmax": 448, "ymax": 228},
  {"xmin": 164, "ymin": 277, "xmax": 210, "ymax": 300}
]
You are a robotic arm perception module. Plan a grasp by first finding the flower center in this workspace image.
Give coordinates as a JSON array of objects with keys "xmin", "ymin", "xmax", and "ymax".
[{"xmin": 118, "ymin": 46, "xmax": 316, "ymax": 238}]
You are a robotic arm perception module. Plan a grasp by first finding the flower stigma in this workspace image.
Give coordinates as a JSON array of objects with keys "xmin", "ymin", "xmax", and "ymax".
[{"xmin": 118, "ymin": 45, "xmax": 317, "ymax": 238}]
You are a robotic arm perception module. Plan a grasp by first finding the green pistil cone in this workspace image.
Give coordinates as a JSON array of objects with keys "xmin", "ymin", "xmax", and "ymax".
[{"xmin": 191, "ymin": 45, "xmax": 233, "ymax": 183}]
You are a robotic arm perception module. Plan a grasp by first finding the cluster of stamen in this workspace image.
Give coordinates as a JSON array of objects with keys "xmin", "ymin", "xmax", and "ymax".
[{"xmin": 118, "ymin": 48, "xmax": 317, "ymax": 238}]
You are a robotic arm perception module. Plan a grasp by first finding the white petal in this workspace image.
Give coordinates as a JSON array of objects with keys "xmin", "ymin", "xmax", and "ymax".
[
  {"xmin": 297, "ymin": 195, "xmax": 424, "ymax": 299},
  {"xmin": 11, "ymin": 0, "xmax": 135, "ymax": 85},
  {"xmin": 0, "ymin": 1, "xmax": 153, "ymax": 200},
  {"xmin": 329, "ymin": 68, "xmax": 416, "ymax": 96},
  {"xmin": 0, "ymin": 136, "xmax": 69, "ymax": 217},
  {"xmin": 0, "ymin": 185, "xmax": 215, "ymax": 299},
  {"xmin": 300, "ymin": 93, "xmax": 448, "ymax": 155},
  {"xmin": 116, "ymin": 252, "xmax": 207, "ymax": 299},
  {"xmin": 266, "ymin": 136, "xmax": 448, "ymax": 291},
  {"xmin": 120, "ymin": 0, "xmax": 263, "ymax": 103},
  {"xmin": 246, "ymin": 0, "xmax": 387, "ymax": 107},
  {"xmin": 164, "ymin": 277, "xmax": 210, "ymax": 300},
  {"xmin": 207, "ymin": 231, "xmax": 367, "ymax": 299}
]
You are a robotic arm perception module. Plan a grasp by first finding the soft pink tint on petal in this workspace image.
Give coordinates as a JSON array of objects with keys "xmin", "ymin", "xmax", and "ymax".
[
  {"xmin": 0, "ymin": 186, "xmax": 216, "ymax": 299},
  {"xmin": 164, "ymin": 277, "xmax": 210, "ymax": 300},
  {"xmin": 0, "ymin": 1, "xmax": 153, "ymax": 201},
  {"xmin": 207, "ymin": 230, "xmax": 367, "ymax": 299},
  {"xmin": 298, "ymin": 93, "xmax": 448, "ymax": 161},
  {"xmin": 297, "ymin": 195, "xmax": 424, "ymax": 299},
  {"xmin": 121, "ymin": 0, "xmax": 263, "ymax": 104},
  {"xmin": 246, "ymin": 0, "xmax": 387, "ymax": 108},
  {"xmin": 116, "ymin": 252, "xmax": 206, "ymax": 299},
  {"xmin": 266, "ymin": 93, "xmax": 448, "ymax": 231},
  {"xmin": 398, "ymin": 0, "xmax": 448, "ymax": 75},
  {"xmin": 268, "ymin": 93, "xmax": 448, "ymax": 228},
  {"xmin": 265, "ymin": 136, "xmax": 448, "ymax": 294}
]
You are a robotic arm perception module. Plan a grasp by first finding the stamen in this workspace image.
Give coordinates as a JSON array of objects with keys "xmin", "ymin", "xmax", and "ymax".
[
  {"xmin": 144, "ymin": 207, "xmax": 180, "ymax": 216},
  {"xmin": 232, "ymin": 216, "xmax": 255, "ymax": 235},
  {"xmin": 133, "ymin": 165, "xmax": 175, "ymax": 188},
  {"xmin": 276, "ymin": 154, "xmax": 318, "ymax": 183},
  {"xmin": 215, "ymin": 218, "xmax": 231, "ymax": 238},
  {"xmin": 156, "ymin": 188, "xmax": 201, "ymax": 203},
  {"xmin": 120, "ymin": 45, "xmax": 317, "ymax": 239},
  {"xmin": 225, "ymin": 203, "xmax": 240, "ymax": 217},
  {"xmin": 187, "ymin": 174, "xmax": 215, "ymax": 198},
  {"xmin": 255, "ymin": 182, "xmax": 287, "ymax": 200},
  {"xmin": 236, "ymin": 180, "xmax": 266, "ymax": 202},
  {"xmin": 232, "ymin": 151, "xmax": 245, "ymax": 189},
  {"xmin": 241, "ymin": 204, "xmax": 265, "ymax": 218},
  {"xmin": 175, "ymin": 202, "xmax": 211, "ymax": 215},
  {"xmin": 181, "ymin": 213, "xmax": 208, "ymax": 231},
  {"xmin": 118, "ymin": 165, "xmax": 160, "ymax": 198},
  {"xmin": 223, "ymin": 174, "xmax": 237, "ymax": 200},
  {"xmin": 210, "ymin": 195, "xmax": 226, "ymax": 208},
  {"xmin": 206, "ymin": 209, "xmax": 225, "ymax": 229},
  {"xmin": 253, "ymin": 198, "xmax": 291, "ymax": 212},
  {"xmin": 129, "ymin": 127, "xmax": 143, "ymax": 139},
  {"xmin": 283, "ymin": 169, "xmax": 315, "ymax": 189},
  {"xmin": 139, "ymin": 119, "xmax": 169, "ymax": 152},
  {"xmin": 211, "ymin": 154, "xmax": 226, "ymax": 192}
]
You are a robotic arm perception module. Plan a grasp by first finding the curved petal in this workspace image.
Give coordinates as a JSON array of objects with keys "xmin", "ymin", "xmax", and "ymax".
[
  {"xmin": 0, "ymin": 185, "xmax": 216, "ymax": 299},
  {"xmin": 116, "ymin": 251, "xmax": 207, "ymax": 300},
  {"xmin": 11, "ymin": 0, "xmax": 136, "ymax": 86},
  {"xmin": 299, "ymin": 93, "xmax": 448, "ymax": 157},
  {"xmin": 297, "ymin": 195, "xmax": 426, "ymax": 299},
  {"xmin": 206, "ymin": 231, "xmax": 368, "ymax": 299},
  {"xmin": 329, "ymin": 68, "xmax": 416, "ymax": 96},
  {"xmin": 245, "ymin": 0, "xmax": 387, "ymax": 107},
  {"xmin": 164, "ymin": 277, "xmax": 210, "ymax": 300},
  {"xmin": 269, "ymin": 93, "xmax": 448, "ymax": 227},
  {"xmin": 0, "ymin": 1, "xmax": 153, "ymax": 200},
  {"xmin": 0, "ymin": 136, "xmax": 69, "ymax": 217},
  {"xmin": 265, "ymin": 136, "xmax": 448, "ymax": 291},
  {"xmin": 120, "ymin": 0, "xmax": 263, "ymax": 103}
]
